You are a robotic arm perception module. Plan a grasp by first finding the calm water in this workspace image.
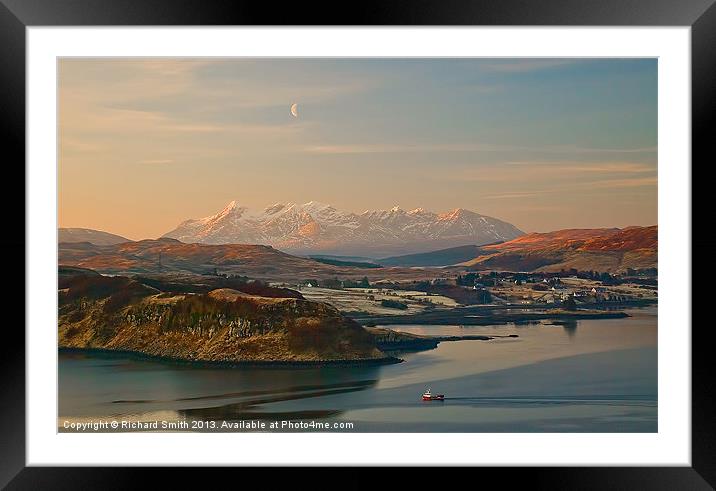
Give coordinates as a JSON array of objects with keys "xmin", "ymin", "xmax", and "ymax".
[{"xmin": 58, "ymin": 307, "xmax": 657, "ymax": 432}]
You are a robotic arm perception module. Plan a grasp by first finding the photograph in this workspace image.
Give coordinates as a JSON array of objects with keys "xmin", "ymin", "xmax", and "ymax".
[{"xmin": 56, "ymin": 57, "xmax": 659, "ymax": 433}]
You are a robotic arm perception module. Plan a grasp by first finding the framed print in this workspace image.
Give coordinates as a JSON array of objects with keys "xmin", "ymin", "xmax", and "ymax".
[{"xmin": 2, "ymin": 0, "xmax": 711, "ymax": 487}]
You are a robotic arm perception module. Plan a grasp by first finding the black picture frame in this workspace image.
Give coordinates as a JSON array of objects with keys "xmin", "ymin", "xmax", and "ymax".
[{"xmin": 2, "ymin": 0, "xmax": 709, "ymax": 488}]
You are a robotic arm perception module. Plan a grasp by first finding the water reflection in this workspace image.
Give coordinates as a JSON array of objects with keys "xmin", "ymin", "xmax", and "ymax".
[
  {"xmin": 178, "ymin": 381, "xmax": 377, "ymax": 421},
  {"xmin": 562, "ymin": 320, "xmax": 578, "ymax": 338},
  {"xmin": 112, "ymin": 379, "xmax": 377, "ymax": 405},
  {"xmin": 548, "ymin": 319, "xmax": 579, "ymax": 339}
]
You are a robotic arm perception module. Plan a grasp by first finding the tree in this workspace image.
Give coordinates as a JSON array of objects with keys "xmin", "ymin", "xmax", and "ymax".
[
  {"xmin": 477, "ymin": 288, "xmax": 491, "ymax": 304},
  {"xmin": 563, "ymin": 295, "xmax": 577, "ymax": 311},
  {"xmin": 321, "ymin": 277, "xmax": 343, "ymax": 289},
  {"xmin": 380, "ymin": 299, "xmax": 408, "ymax": 310}
]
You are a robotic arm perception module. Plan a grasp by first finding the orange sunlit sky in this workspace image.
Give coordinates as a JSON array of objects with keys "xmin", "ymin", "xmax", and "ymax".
[{"xmin": 59, "ymin": 58, "xmax": 657, "ymax": 240}]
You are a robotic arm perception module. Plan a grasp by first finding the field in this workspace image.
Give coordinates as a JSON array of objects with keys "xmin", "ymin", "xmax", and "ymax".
[{"xmin": 295, "ymin": 286, "xmax": 459, "ymax": 316}]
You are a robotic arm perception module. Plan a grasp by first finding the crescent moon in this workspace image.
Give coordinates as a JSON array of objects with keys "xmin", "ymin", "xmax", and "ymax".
[{"xmin": 290, "ymin": 103, "xmax": 298, "ymax": 118}]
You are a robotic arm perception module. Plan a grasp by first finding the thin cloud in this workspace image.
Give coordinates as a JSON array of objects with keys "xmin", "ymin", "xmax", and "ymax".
[
  {"xmin": 483, "ymin": 191, "xmax": 550, "ymax": 200},
  {"xmin": 303, "ymin": 143, "xmax": 505, "ymax": 154},
  {"xmin": 481, "ymin": 175, "xmax": 657, "ymax": 201},
  {"xmin": 503, "ymin": 161, "xmax": 655, "ymax": 174},
  {"xmin": 568, "ymin": 146, "xmax": 657, "ymax": 154},
  {"xmin": 304, "ymin": 143, "xmax": 657, "ymax": 156},
  {"xmin": 589, "ymin": 176, "xmax": 658, "ymax": 188},
  {"xmin": 479, "ymin": 59, "xmax": 578, "ymax": 73}
]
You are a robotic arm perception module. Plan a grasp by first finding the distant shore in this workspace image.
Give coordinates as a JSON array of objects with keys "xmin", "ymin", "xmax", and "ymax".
[{"xmin": 353, "ymin": 307, "xmax": 631, "ymax": 327}]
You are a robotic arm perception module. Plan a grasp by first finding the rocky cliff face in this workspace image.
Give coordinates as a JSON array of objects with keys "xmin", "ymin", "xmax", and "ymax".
[
  {"xmin": 58, "ymin": 272, "xmax": 389, "ymax": 364},
  {"xmin": 365, "ymin": 327, "xmax": 440, "ymax": 351}
]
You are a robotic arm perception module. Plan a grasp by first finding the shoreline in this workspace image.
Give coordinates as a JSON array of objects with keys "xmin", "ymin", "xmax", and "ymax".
[
  {"xmin": 353, "ymin": 308, "xmax": 631, "ymax": 327},
  {"xmin": 367, "ymin": 326, "xmax": 519, "ymax": 352},
  {"xmin": 58, "ymin": 347, "xmax": 403, "ymax": 369}
]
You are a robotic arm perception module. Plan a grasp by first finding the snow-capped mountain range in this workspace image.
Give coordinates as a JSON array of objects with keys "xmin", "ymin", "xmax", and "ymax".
[{"xmin": 162, "ymin": 200, "xmax": 525, "ymax": 256}]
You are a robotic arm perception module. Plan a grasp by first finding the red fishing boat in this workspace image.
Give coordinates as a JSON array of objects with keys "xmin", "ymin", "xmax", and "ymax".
[{"xmin": 421, "ymin": 389, "xmax": 444, "ymax": 401}]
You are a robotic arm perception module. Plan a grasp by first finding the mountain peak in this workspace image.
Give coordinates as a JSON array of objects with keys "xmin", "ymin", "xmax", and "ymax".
[
  {"xmin": 440, "ymin": 207, "xmax": 473, "ymax": 220},
  {"xmin": 304, "ymin": 200, "xmax": 328, "ymax": 207},
  {"xmin": 216, "ymin": 200, "xmax": 245, "ymax": 217},
  {"xmin": 163, "ymin": 201, "xmax": 525, "ymax": 254},
  {"xmin": 264, "ymin": 202, "xmax": 287, "ymax": 214},
  {"xmin": 302, "ymin": 200, "xmax": 334, "ymax": 213}
]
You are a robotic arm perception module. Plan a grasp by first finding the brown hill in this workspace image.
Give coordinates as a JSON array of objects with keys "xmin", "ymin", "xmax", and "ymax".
[
  {"xmin": 59, "ymin": 227, "xmax": 131, "ymax": 246},
  {"xmin": 486, "ymin": 228, "xmax": 620, "ymax": 252},
  {"xmin": 57, "ymin": 238, "xmax": 453, "ymax": 283},
  {"xmin": 579, "ymin": 226, "xmax": 657, "ymax": 251},
  {"xmin": 58, "ymin": 270, "xmax": 390, "ymax": 364},
  {"xmin": 58, "ymin": 238, "xmax": 353, "ymax": 280},
  {"xmin": 461, "ymin": 226, "xmax": 657, "ymax": 273}
]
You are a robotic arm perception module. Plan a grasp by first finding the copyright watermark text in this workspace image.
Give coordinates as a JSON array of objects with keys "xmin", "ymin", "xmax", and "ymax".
[{"xmin": 60, "ymin": 419, "xmax": 355, "ymax": 432}]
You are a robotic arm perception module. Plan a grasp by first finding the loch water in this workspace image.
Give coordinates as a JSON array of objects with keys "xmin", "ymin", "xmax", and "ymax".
[{"xmin": 59, "ymin": 307, "xmax": 657, "ymax": 432}]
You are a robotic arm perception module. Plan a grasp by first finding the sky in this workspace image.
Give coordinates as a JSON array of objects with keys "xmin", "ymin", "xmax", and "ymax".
[{"xmin": 59, "ymin": 58, "xmax": 657, "ymax": 240}]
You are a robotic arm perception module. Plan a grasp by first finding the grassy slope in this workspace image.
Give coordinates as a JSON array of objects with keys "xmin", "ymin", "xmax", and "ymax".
[
  {"xmin": 58, "ymin": 238, "xmax": 351, "ymax": 279},
  {"xmin": 461, "ymin": 226, "xmax": 657, "ymax": 273},
  {"xmin": 380, "ymin": 244, "xmax": 489, "ymax": 267},
  {"xmin": 59, "ymin": 228, "xmax": 131, "ymax": 246}
]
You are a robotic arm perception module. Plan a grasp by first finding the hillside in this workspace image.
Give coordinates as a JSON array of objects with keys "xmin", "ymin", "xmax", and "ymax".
[
  {"xmin": 380, "ymin": 244, "xmax": 493, "ymax": 267},
  {"xmin": 309, "ymin": 257, "xmax": 382, "ymax": 268},
  {"xmin": 59, "ymin": 228, "xmax": 131, "ymax": 246},
  {"xmin": 58, "ymin": 238, "xmax": 355, "ymax": 280},
  {"xmin": 58, "ymin": 269, "xmax": 390, "ymax": 364},
  {"xmin": 461, "ymin": 226, "xmax": 657, "ymax": 273},
  {"xmin": 162, "ymin": 200, "xmax": 524, "ymax": 256}
]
